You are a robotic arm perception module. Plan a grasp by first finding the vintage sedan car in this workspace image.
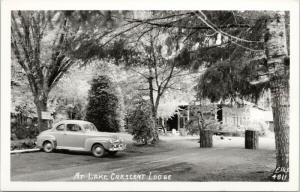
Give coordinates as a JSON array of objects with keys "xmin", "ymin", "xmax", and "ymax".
[{"xmin": 36, "ymin": 120, "xmax": 126, "ymax": 157}]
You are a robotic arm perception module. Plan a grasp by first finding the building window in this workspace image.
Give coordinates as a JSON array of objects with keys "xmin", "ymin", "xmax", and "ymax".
[{"xmin": 217, "ymin": 105, "xmax": 222, "ymax": 122}]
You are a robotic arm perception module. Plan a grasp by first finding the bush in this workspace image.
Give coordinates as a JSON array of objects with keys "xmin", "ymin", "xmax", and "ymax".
[
  {"xmin": 185, "ymin": 120, "xmax": 200, "ymax": 135},
  {"xmin": 127, "ymin": 98, "xmax": 154, "ymax": 144},
  {"xmin": 246, "ymin": 121, "xmax": 269, "ymax": 136},
  {"xmin": 185, "ymin": 117, "xmax": 219, "ymax": 136},
  {"xmin": 11, "ymin": 123, "xmax": 39, "ymax": 140},
  {"xmin": 11, "ymin": 138, "xmax": 36, "ymax": 150},
  {"xmin": 85, "ymin": 75, "xmax": 121, "ymax": 132}
]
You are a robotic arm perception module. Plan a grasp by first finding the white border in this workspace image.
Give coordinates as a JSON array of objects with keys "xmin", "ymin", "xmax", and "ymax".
[{"xmin": 1, "ymin": 0, "xmax": 299, "ymax": 191}]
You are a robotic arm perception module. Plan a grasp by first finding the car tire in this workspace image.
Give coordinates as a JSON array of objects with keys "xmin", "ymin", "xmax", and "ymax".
[
  {"xmin": 43, "ymin": 141, "xmax": 54, "ymax": 153},
  {"xmin": 92, "ymin": 144, "xmax": 105, "ymax": 158},
  {"xmin": 108, "ymin": 151, "xmax": 118, "ymax": 156}
]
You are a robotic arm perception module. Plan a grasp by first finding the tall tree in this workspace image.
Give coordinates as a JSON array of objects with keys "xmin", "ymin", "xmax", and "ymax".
[
  {"xmin": 85, "ymin": 75, "xmax": 121, "ymax": 132},
  {"xmin": 264, "ymin": 11, "xmax": 289, "ymax": 176},
  {"xmin": 194, "ymin": 11, "xmax": 289, "ymax": 177},
  {"xmin": 124, "ymin": 31, "xmax": 192, "ymax": 143},
  {"xmin": 11, "ymin": 11, "xmax": 107, "ymax": 131}
]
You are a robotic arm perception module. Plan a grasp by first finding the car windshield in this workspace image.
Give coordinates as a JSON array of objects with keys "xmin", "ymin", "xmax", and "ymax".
[{"xmin": 82, "ymin": 123, "xmax": 98, "ymax": 132}]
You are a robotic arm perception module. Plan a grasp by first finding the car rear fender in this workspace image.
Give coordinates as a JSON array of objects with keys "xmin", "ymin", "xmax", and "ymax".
[{"xmin": 84, "ymin": 138, "xmax": 111, "ymax": 151}]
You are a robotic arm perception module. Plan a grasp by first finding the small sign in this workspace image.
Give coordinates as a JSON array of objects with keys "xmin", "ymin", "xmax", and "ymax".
[
  {"xmin": 41, "ymin": 111, "xmax": 52, "ymax": 120},
  {"xmin": 270, "ymin": 167, "xmax": 289, "ymax": 181}
]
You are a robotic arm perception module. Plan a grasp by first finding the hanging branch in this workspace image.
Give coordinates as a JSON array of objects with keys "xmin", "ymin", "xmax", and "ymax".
[
  {"xmin": 126, "ymin": 18, "xmax": 251, "ymax": 31},
  {"xmin": 192, "ymin": 11, "xmax": 265, "ymax": 54}
]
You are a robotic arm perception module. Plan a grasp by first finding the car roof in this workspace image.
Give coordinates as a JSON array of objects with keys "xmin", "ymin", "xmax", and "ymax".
[{"xmin": 54, "ymin": 120, "xmax": 92, "ymax": 126}]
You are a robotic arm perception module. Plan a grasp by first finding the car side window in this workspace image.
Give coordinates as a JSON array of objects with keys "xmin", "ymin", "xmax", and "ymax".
[
  {"xmin": 56, "ymin": 124, "xmax": 65, "ymax": 131},
  {"xmin": 66, "ymin": 124, "xmax": 82, "ymax": 132}
]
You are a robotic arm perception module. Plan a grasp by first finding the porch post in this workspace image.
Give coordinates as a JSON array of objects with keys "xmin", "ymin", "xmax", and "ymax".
[{"xmin": 177, "ymin": 112, "xmax": 180, "ymax": 130}]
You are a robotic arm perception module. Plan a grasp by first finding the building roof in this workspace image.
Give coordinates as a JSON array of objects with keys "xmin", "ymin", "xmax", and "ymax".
[{"xmin": 192, "ymin": 98, "xmax": 270, "ymax": 111}]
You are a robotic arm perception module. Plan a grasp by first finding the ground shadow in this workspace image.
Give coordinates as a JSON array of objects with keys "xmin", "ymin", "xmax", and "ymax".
[{"xmin": 53, "ymin": 149, "xmax": 126, "ymax": 159}]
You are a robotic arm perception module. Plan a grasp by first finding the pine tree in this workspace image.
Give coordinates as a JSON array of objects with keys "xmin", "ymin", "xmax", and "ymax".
[{"xmin": 85, "ymin": 75, "xmax": 120, "ymax": 132}]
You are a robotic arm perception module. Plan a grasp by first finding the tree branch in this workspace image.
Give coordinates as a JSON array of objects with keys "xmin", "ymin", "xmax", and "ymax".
[
  {"xmin": 101, "ymin": 23, "xmax": 142, "ymax": 48},
  {"xmin": 127, "ymin": 18, "xmax": 251, "ymax": 31},
  {"xmin": 160, "ymin": 61, "xmax": 176, "ymax": 96},
  {"xmin": 49, "ymin": 59, "xmax": 74, "ymax": 89},
  {"xmin": 11, "ymin": 12, "xmax": 32, "ymax": 66},
  {"xmin": 129, "ymin": 67, "xmax": 149, "ymax": 78},
  {"xmin": 11, "ymin": 34, "xmax": 28, "ymax": 73},
  {"xmin": 163, "ymin": 86, "xmax": 182, "ymax": 91}
]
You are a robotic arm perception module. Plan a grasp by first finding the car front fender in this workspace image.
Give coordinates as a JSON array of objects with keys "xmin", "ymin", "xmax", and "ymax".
[
  {"xmin": 36, "ymin": 135, "xmax": 57, "ymax": 148},
  {"xmin": 84, "ymin": 138, "xmax": 111, "ymax": 151}
]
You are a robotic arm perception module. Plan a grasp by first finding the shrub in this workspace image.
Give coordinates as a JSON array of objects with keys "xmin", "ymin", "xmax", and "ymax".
[
  {"xmin": 185, "ymin": 116, "xmax": 219, "ymax": 136},
  {"xmin": 185, "ymin": 120, "xmax": 200, "ymax": 135},
  {"xmin": 85, "ymin": 75, "xmax": 121, "ymax": 132},
  {"xmin": 246, "ymin": 120, "xmax": 269, "ymax": 136},
  {"xmin": 127, "ymin": 98, "xmax": 154, "ymax": 144},
  {"xmin": 11, "ymin": 123, "xmax": 39, "ymax": 140},
  {"xmin": 11, "ymin": 138, "xmax": 36, "ymax": 150}
]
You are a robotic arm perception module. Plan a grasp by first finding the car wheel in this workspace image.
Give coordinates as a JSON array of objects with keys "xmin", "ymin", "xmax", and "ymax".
[
  {"xmin": 92, "ymin": 144, "xmax": 105, "ymax": 158},
  {"xmin": 43, "ymin": 141, "xmax": 54, "ymax": 153},
  {"xmin": 108, "ymin": 151, "xmax": 118, "ymax": 156}
]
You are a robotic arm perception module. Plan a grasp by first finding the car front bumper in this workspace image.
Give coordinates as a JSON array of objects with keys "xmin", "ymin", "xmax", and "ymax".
[{"xmin": 108, "ymin": 143, "xmax": 126, "ymax": 151}]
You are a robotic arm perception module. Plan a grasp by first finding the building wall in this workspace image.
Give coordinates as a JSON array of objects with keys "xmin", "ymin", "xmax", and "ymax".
[
  {"xmin": 176, "ymin": 104, "xmax": 273, "ymax": 133},
  {"xmin": 159, "ymin": 103, "xmax": 273, "ymax": 134},
  {"xmin": 222, "ymin": 106, "xmax": 250, "ymax": 132},
  {"xmin": 216, "ymin": 105, "xmax": 272, "ymax": 133}
]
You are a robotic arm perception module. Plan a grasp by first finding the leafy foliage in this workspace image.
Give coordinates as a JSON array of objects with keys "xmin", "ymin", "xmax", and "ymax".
[
  {"xmin": 185, "ymin": 105, "xmax": 219, "ymax": 135},
  {"xmin": 85, "ymin": 75, "xmax": 121, "ymax": 132},
  {"xmin": 196, "ymin": 59, "xmax": 269, "ymax": 104},
  {"xmin": 48, "ymin": 64, "xmax": 92, "ymax": 121},
  {"xmin": 127, "ymin": 97, "xmax": 154, "ymax": 144},
  {"xmin": 11, "ymin": 59, "xmax": 36, "ymax": 116}
]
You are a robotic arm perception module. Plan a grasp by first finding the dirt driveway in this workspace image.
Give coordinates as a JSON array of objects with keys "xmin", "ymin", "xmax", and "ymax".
[{"xmin": 11, "ymin": 134, "xmax": 276, "ymax": 181}]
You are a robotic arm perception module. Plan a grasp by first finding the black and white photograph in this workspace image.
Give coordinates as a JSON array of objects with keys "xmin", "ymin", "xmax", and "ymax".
[{"xmin": 1, "ymin": 0, "xmax": 299, "ymax": 191}]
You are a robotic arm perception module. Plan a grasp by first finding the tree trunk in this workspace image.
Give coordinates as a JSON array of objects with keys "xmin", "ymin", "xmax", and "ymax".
[
  {"xmin": 148, "ymin": 76, "xmax": 159, "ymax": 143},
  {"xmin": 199, "ymin": 129, "xmax": 213, "ymax": 148},
  {"xmin": 34, "ymin": 95, "xmax": 49, "ymax": 132},
  {"xmin": 151, "ymin": 113, "xmax": 159, "ymax": 143},
  {"xmin": 152, "ymin": 98, "xmax": 161, "ymax": 143},
  {"xmin": 245, "ymin": 130, "xmax": 259, "ymax": 149},
  {"xmin": 265, "ymin": 11, "xmax": 289, "ymax": 180},
  {"xmin": 151, "ymin": 101, "xmax": 159, "ymax": 143},
  {"xmin": 270, "ymin": 80, "xmax": 289, "ymax": 163}
]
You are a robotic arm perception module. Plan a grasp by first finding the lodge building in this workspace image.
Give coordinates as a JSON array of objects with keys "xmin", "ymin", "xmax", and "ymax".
[{"xmin": 157, "ymin": 100, "xmax": 273, "ymax": 135}]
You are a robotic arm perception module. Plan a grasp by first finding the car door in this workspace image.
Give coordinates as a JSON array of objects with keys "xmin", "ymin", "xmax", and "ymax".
[
  {"xmin": 51, "ymin": 123, "xmax": 66, "ymax": 147},
  {"xmin": 64, "ymin": 123, "xmax": 86, "ymax": 149}
]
